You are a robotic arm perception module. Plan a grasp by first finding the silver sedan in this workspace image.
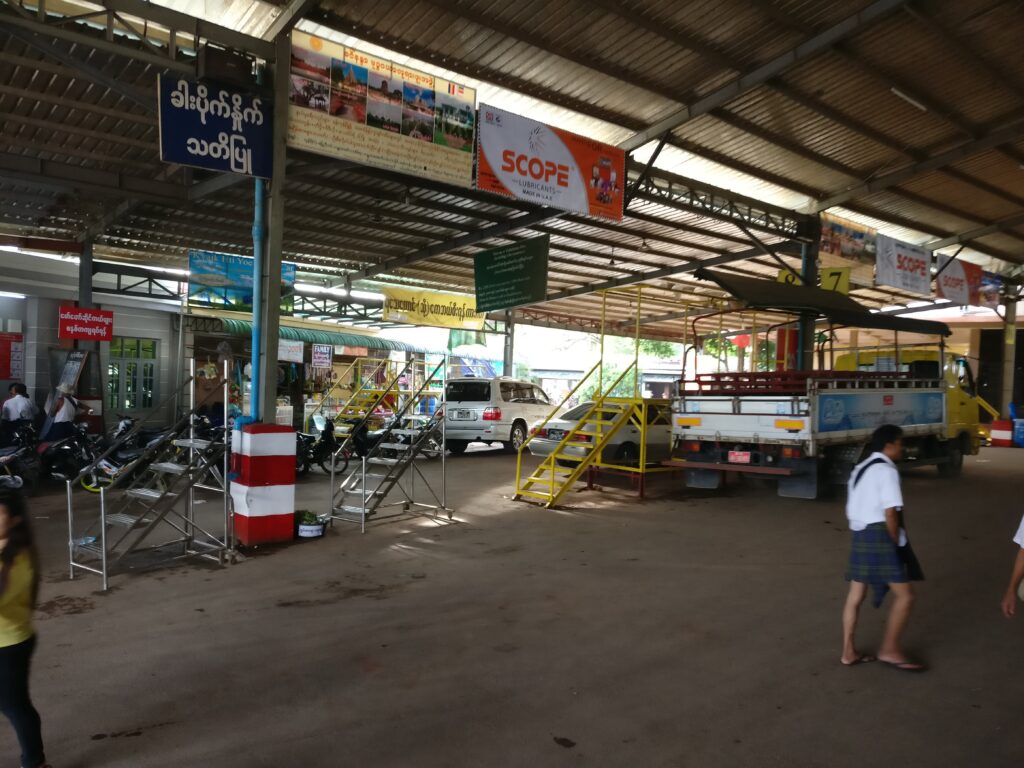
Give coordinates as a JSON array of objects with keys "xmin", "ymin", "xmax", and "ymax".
[{"xmin": 526, "ymin": 401, "xmax": 673, "ymax": 465}]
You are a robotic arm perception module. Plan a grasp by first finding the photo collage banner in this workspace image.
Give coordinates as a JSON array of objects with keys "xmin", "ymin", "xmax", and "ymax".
[{"xmin": 287, "ymin": 32, "xmax": 476, "ymax": 188}]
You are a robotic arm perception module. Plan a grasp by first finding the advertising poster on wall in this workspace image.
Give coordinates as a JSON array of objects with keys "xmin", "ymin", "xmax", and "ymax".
[
  {"xmin": 0, "ymin": 333, "xmax": 23, "ymax": 380},
  {"xmin": 875, "ymin": 235, "xmax": 932, "ymax": 295},
  {"xmin": 287, "ymin": 32, "xmax": 476, "ymax": 188},
  {"xmin": 476, "ymin": 104, "xmax": 625, "ymax": 221},
  {"xmin": 188, "ymin": 250, "xmax": 296, "ymax": 314},
  {"xmin": 382, "ymin": 286, "xmax": 486, "ymax": 330}
]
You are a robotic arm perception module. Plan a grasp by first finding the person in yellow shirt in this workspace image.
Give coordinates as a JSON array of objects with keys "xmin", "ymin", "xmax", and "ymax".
[{"xmin": 0, "ymin": 485, "xmax": 49, "ymax": 768}]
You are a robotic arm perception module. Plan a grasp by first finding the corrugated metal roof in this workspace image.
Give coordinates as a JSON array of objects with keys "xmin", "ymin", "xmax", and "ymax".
[{"xmin": 2, "ymin": 0, "xmax": 1023, "ymax": 349}]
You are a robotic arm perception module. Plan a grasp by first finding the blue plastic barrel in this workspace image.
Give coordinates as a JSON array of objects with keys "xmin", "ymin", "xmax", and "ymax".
[{"xmin": 1014, "ymin": 419, "xmax": 1024, "ymax": 448}]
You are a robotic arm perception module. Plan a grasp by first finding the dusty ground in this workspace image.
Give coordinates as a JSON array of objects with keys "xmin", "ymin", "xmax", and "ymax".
[{"xmin": 4, "ymin": 444, "xmax": 1024, "ymax": 767}]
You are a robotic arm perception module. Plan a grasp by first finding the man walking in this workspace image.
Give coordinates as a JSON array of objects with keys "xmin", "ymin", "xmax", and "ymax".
[{"xmin": 841, "ymin": 424, "xmax": 925, "ymax": 671}]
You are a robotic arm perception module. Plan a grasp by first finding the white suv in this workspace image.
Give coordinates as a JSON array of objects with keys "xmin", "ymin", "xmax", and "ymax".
[{"xmin": 444, "ymin": 378, "xmax": 555, "ymax": 454}]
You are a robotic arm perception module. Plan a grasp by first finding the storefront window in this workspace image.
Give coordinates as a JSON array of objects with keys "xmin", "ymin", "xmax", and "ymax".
[{"xmin": 109, "ymin": 337, "xmax": 158, "ymax": 412}]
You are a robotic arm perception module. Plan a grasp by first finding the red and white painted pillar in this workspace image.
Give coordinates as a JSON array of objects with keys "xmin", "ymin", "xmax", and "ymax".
[{"xmin": 230, "ymin": 424, "xmax": 295, "ymax": 545}]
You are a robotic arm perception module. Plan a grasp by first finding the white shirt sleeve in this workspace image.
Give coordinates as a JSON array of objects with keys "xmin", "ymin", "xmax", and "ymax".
[
  {"xmin": 878, "ymin": 465, "xmax": 903, "ymax": 511},
  {"xmin": 1014, "ymin": 515, "xmax": 1024, "ymax": 548},
  {"xmin": 0, "ymin": 401, "xmax": 10, "ymax": 421}
]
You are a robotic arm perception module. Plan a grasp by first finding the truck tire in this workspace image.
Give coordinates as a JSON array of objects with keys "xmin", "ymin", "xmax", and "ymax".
[{"xmin": 937, "ymin": 438, "xmax": 964, "ymax": 478}]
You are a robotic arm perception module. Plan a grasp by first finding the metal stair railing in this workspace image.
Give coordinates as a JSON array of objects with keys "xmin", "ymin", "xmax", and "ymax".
[
  {"xmin": 514, "ymin": 362, "xmax": 639, "ymax": 508},
  {"xmin": 326, "ymin": 358, "xmax": 414, "ymax": 471},
  {"xmin": 68, "ymin": 359, "xmax": 232, "ymax": 590},
  {"xmin": 330, "ymin": 358, "xmax": 451, "ymax": 531},
  {"xmin": 318, "ymin": 358, "xmax": 391, "ymax": 430}
]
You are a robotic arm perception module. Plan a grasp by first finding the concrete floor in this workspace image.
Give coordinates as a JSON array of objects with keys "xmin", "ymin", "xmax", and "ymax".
[{"xmin": 5, "ymin": 444, "xmax": 1024, "ymax": 767}]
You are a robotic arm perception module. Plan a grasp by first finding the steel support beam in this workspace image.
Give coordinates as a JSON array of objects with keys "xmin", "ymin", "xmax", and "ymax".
[
  {"xmin": 813, "ymin": 116, "xmax": 1024, "ymax": 212},
  {"xmin": 0, "ymin": 152, "xmax": 185, "ymax": 203},
  {"xmin": 541, "ymin": 242, "xmax": 801, "ymax": 304},
  {"xmin": 261, "ymin": 0, "xmax": 316, "ymax": 41},
  {"xmin": 1, "ymin": 23, "xmax": 152, "ymax": 111},
  {"xmin": 925, "ymin": 212, "xmax": 1024, "ymax": 253},
  {"xmin": 619, "ymin": 0, "xmax": 904, "ymax": 152}
]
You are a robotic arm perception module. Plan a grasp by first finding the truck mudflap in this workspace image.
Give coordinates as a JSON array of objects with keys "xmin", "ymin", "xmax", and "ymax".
[
  {"xmin": 686, "ymin": 468, "xmax": 723, "ymax": 489},
  {"xmin": 665, "ymin": 457, "xmax": 820, "ymax": 498},
  {"xmin": 776, "ymin": 458, "xmax": 820, "ymax": 499}
]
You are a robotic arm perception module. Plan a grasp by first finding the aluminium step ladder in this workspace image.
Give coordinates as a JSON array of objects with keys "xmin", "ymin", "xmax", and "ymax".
[
  {"xmin": 68, "ymin": 360, "xmax": 232, "ymax": 590},
  {"xmin": 329, "ymin": 359, "xmax": 452, "ymax": 531}
]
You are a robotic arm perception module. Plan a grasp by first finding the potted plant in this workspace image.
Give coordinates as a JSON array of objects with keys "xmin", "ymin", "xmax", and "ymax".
[{"xmin": 295, "ymin": 509, "xmax": 327, "ymax": 539}]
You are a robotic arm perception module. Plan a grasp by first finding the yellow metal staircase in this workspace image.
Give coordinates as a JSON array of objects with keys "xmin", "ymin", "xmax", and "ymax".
[{"xmin": 514, "ymin": 363, "xmax": 638, "ymax": 508}]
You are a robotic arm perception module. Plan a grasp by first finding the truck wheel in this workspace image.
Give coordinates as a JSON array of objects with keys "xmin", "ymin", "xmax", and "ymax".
[{"xmin": 937, "ymin": 441, "xmax": 963, "ymax": 478}]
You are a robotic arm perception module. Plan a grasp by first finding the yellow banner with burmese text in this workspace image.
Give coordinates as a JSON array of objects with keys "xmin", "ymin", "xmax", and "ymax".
[{"xmin": 382, "ymin": 287, "xmax": 486, "ymax": 330}]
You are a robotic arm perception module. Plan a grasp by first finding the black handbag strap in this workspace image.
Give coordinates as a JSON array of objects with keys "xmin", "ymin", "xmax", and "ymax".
[{"xmin": 851, "ymin": 457, "xmax": 888, "ymax": 489}]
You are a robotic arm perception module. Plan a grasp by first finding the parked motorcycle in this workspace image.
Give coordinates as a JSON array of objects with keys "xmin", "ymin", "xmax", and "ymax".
[
  {"xmin": 80, "ymin": 417, "xmax": 175, "ymax": 493},
  {"xmin": 296, "ymin": 416, "xmax": 350, "ymax": 477},
  {"xmin": 0, "ymin": 443, "xmax": 36, "ymax": 491},
  {"xmin": 35, "ymin": 422, "xmax": 99, "ymax": 489}
]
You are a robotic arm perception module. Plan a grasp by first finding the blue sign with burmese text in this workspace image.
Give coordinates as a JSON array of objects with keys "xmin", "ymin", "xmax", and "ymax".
[{"xmin": 158, "ymin": 75, "xmax": 272, "ymax": 178}]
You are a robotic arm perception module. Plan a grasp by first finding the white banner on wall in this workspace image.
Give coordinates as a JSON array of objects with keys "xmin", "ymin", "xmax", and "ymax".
[
  {"xmin": 875, "ymin": 235, "xmax": 932, "ymax": 296},
  {"xmin": 278, "ymin": 339, "xmax": 304, "ymax": 363}
]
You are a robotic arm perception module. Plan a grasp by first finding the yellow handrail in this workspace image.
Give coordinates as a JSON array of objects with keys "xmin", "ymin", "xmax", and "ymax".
[
  {"xmin": 515, "ymin": 361, "xmax": 600, "ymax": 489},
  {"xmin": 515, "ymin": 362, "xmax": 638, "ymax": 504},
  {"xmin": 976, "ymin": 395, "xmax": 1000, "ymax": 420}
]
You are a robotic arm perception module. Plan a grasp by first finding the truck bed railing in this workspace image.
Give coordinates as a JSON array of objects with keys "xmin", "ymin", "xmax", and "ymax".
[{"xmin": 686, "ymin": 370, "xmax": 941, "ymax": 396}]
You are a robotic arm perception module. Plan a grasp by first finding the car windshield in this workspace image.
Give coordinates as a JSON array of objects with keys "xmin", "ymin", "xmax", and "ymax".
[{"xmin": 446, "ymin": 381, "xmax": 491, "ymax": 402}]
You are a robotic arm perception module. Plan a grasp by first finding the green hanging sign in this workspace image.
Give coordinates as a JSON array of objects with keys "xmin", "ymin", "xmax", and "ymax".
[{"xmin": 473, "ymin": 234, "xmax": 549, "ymax": 313}]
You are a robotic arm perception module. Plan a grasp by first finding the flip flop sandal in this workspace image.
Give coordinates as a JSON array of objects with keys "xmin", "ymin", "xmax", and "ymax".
[
  {"xmin": 882, "ymin": 660, "xmax": 926, "ymax": 672},
  {"xmin": 841, "ymin": 655, "xmax": 877, "ymax": 666}
]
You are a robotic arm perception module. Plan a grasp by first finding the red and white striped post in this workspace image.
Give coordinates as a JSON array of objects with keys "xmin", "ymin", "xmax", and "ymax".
[{"xmin": 230, "ymin": 424, "xmax": 296, "ymax": 545}]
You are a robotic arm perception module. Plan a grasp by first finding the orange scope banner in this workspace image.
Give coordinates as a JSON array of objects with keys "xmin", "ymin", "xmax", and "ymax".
[{"xmin": 476, "ymin": 104, "xmax": 625, "ymax": 221}]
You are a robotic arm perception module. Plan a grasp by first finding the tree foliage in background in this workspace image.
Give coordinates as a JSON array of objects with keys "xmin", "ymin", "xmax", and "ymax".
[
  {"xmin": 603, "ymin": 336, "xmax": 683, "ymax": 359},
  {"xmin": 578, "ymin": 363, "xmax": 639, "ymax": 402},
  {"xmin": 700, "ymin": 337, "xmax": 777, "ymax": 372}
]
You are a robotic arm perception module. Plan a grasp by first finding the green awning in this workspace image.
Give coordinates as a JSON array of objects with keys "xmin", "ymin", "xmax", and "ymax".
[{"xmin": 218, "ymin": 318, "xmax": 438, "ymax": 354}]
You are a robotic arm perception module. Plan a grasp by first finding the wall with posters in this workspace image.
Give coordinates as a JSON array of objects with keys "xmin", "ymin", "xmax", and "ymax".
[
  {"xmin": 287, "ymin": 32, "xmax": 475, "ymax": 188},
  {"xmin": 476, "ymin": 103, "xmax": 625, "ymax": 221}
]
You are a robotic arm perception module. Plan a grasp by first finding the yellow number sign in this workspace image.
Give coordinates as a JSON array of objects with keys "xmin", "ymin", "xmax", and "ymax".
[{"xmin": 776, "ymin": 267, "xmax": 850, "ymax": 294}]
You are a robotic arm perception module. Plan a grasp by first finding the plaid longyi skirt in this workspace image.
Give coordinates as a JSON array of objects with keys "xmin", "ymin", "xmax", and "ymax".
[{"xmin": 846, "ymin": 522, "xmax": 924, "ymax": 606}]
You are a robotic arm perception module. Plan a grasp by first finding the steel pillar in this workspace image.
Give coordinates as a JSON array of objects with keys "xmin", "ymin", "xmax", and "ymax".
[
  {"xmin": 78, "ymin": 240, "xmax": 93, "ymax": 309},
  {"xmin": 797, "ymin": 240, "xmax": 818, "ymax": 370},
  {"xmin": 503, "ymin": 311, "xmax": 514, "ymax": 375},
  {"xmin": 256, "ymin": 34, "xmax": 289, "ymax": 424},
  {"xmin": 1001, "ymin": 299, "xmax": 1017, "ymax": 419}
]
